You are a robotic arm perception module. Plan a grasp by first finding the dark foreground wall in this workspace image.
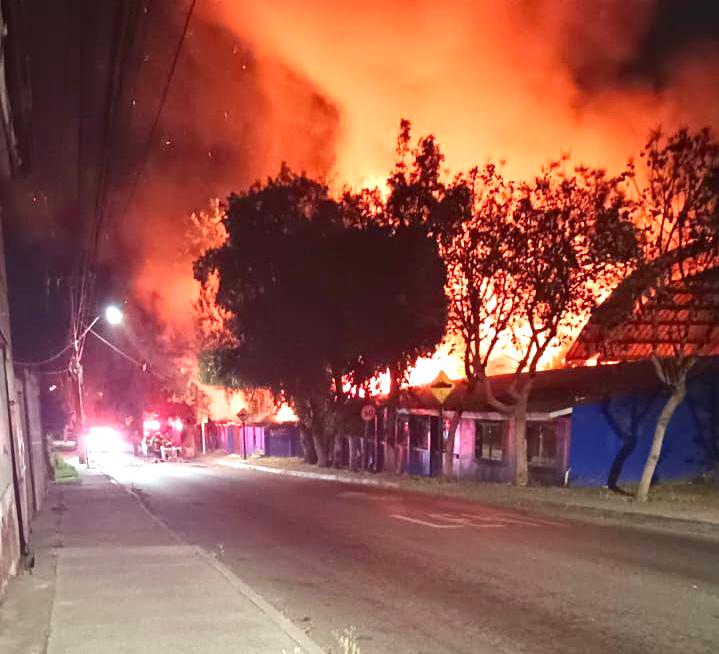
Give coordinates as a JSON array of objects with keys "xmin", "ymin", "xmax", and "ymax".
[{"xmin": 568, "ymin": 372, "xmax": 718, "ymax": 487}]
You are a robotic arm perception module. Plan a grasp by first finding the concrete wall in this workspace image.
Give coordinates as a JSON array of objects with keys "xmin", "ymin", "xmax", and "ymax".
[
  {"xmin": 16, "ymin": 370, "xmax": 49, "ymax": 512},
  {"xmin": 568, "ymin": 373, "xmax": 719, "ymax": 486},
  {"xmin": 0, "ymin": 0, "xmax": 32, "ymax": 598},
  {"xmin": 450, "ymin": 414, "xmax": 571, "ymax": 485},
  {"xmin": 455, "ymin": 418, "xmax": 514, "ymax": 483},
  {"xmin": 0, "ymin": 212, "xmax": 23, "ymax": 597}
]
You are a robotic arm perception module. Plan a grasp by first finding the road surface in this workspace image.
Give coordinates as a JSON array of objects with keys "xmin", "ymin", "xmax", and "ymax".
[{"xmin": 107, "ymin": 460, "xmax": 719, "ymax": 654}]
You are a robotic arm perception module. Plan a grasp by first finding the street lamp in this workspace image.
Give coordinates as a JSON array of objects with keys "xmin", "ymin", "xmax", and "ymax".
[
  {"xmin": 104, "ymin": 304, "xmax": 123, "ymax": 325},
  {"xmin": 73, "ymin": 304, "xmax": 124, "ymax": 467}
]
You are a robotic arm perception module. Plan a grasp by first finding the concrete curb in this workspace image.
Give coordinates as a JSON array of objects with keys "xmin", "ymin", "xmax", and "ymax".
[
  {"xmin": 104, "ymin": 471, "xmax": 325, "ymax": 654},
  {"xmin": 514, "ymin": 499, "xmax": 719, "ymax": 536},
  {"xmin": 219, "ymin": 458, "xmax": 401, "ymax": 489}
]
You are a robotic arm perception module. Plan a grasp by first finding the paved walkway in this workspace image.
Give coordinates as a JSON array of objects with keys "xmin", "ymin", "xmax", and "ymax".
[{"xmin": 0, "ymin": 469, "xmax": 321, "ymax": 654}]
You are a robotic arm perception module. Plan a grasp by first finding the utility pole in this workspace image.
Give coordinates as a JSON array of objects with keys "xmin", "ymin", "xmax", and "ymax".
[
  {"xmin": 69, "ymin": 343, "xmax": 88, "ymax": 467},
  {"xmin": 67, "ymin": 307, "xmax": 122, "ymax": 468}
]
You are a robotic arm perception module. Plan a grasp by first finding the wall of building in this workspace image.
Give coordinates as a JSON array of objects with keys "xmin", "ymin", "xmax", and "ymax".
[
  {"xmin": 451, "ymin": 414, "xmax": 571, "ymax": 485},
  {"xmin": 568, "ymin": 373, "xmax": 719, "ymax": 486},
  {"xmin": 0, "ymin": 213, "xmax": 23, "ymax": 597},
  {"xmin": 455, "ymin": 418, "xmax": 515, "ymax": 482},
  {"xmin": 16, "ymin": 370, "xmax": 49, "ymax": 512},
  {"xmin": 0, "ymin": 0, "xmax": 34, "ymax": 598}
]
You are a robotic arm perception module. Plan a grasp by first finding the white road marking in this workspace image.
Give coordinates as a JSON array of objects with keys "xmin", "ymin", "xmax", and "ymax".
[
  {"xmin": 391, "ymin": 514, "xmax": 465, "ymax": 529},
  {"xmin": 390, "ymin": 510, "xmax": 564, "ymax": 530},
  {"xmin": 427, "ymin": 513, "xmax": 506, "ymax": 528},
  {"xmin": 466, "ymin": 512, "xmax": 564, "ymax": 527}
]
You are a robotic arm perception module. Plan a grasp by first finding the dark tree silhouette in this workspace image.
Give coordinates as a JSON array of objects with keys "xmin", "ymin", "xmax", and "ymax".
[
  {"xmin": 195, "ymin": 166, "xmax": 447, "ymax": 466},
  {"xmin": 345, "ymin": 121, "xmax": 458, "ymax": 456}
]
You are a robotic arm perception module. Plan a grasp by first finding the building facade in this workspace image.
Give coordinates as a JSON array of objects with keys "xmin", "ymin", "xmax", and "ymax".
[
  {"xmin": 385, "ymin": 359, "xmax": 718, "ymax": 488},
  {"xmin": 0, "ymin": 0, "xmax": 36, "ymax": 597}
]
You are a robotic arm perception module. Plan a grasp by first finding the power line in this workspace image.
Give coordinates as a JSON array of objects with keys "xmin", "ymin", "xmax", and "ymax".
[
  {"xmin": 15, "ymin": 342, "xmax": 73, "ymax": 367},
  {"xmin": 76, "ymin": 2, "xmax": 144, "ymax": 341},
  {"xmin": 89, "ymin": 328, "xmax": 142, "ymax": 367},
  {"xmin": 38, "ymin": 368, "xmax": 71, "ymax": 376},
  {"xmin": 118, "ymin": 0, "xmax": 197, "ymax": 224},
  {"xmin": 87, "ymin": 1, "xmax": 152, "ymax": 271},
  {"xmin": 88, "ymin": 329, "xmax": 166, "ymax": 382}
]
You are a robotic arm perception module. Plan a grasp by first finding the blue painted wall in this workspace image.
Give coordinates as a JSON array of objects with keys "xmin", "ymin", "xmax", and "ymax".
[{"xmin": 568, "ymin": 372, "xmax": 718, "ymax": 486}]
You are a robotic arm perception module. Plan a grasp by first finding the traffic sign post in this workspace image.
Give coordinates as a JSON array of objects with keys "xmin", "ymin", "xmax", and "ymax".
[
  {"xmin": 237, "ymin": 408, "xmax": 250, "ymax": 459},
  {"xmin": 361, "ymin": 404, "xmax": 378, "ymax": 472},
  {"xmin": 429, "ymin": 370, "xmax": 454, "ymax": 406},
  {"xmin": 361, "ymin": 404, "xmax": 376, "ymax": 422},
  {"xmin": 429, "ymin": 371, "xmax": 454, "ymax": 475}
]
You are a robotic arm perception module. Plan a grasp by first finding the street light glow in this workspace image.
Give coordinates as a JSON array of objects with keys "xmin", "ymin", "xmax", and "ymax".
[{"xmin": 105, "ymin": 305, "xmax": 123, "ymax": 325}]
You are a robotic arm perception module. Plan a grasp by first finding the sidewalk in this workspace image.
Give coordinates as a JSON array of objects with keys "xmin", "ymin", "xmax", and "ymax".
[
  {"xmin": 212, "ymin": 454, "xmax": 719, "ymax": 535},
  {"xmin": 0, "ymin": 469, "xmax": 321, "ymax": 654}
]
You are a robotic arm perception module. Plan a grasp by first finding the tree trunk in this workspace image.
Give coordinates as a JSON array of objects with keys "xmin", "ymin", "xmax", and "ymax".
[
  {"xmin": 601, "ymin": 395, "xmax": 649, "ymax": 493},
  {"xmin": 636, "ymin": 381, "xmax": 686, "ymax": 502},
  {"xmin": 332, "ymin": 433, "xmax": 343, "ymax": 468},
  {"xmin": 443, "ymin": 410, "xmax": 462, "ymax": 477},
  {"xmin": 348, "ymin": 436, "xmax": 359, "ymax": 472},
  {"xmin": 384, "ymin": 402, "xmax": 399, "ymax": 446},
  {"xmin": 300, "ymin": 428, "xmax": 317, "ymax": 464},
  {"xmin": 607, "ymin": 437, "xmax": 637, "ymax": 492},
  {"xmin": 314, "ymin": 433, "xmax": 331, "ymax": 467},
  {"xmin": 513, "ymin": 391, "xmax": 530, "ymax": 487}
]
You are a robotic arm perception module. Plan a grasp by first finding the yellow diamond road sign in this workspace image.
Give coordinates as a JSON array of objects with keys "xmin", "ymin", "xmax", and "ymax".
[{"xmin": 429, "ymin": 370, "xmax": 454, "ymax": 405}]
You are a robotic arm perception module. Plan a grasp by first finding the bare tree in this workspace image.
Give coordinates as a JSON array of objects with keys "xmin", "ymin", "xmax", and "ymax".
[
  {"xmin": 500, "ymin": 163, "xmax": 635, "ymax": 484},
  {"xmin": 446, "ymin": 160, "xmax": 635, "ymax": 485},
  {"xmin": 441, "ymin": 165, "xmax": 519, "ymax": 472},
  {"xmin": 621, "ymin": 129, "xmax": 719, "ymax": 501}
]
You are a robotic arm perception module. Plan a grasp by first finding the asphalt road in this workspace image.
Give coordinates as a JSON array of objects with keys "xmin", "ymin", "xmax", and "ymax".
[{"xmin": 107, "ymin": 460, "xmax": 719, "ymax": 654}]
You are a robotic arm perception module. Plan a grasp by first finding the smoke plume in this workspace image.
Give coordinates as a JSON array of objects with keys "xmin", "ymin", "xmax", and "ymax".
[{"xmin": 118, "ymin": 0, "xmax": 719, "ymax": 390}]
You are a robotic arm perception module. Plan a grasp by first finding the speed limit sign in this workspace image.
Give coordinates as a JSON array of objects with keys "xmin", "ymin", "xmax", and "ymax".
[{"xmin": 360, "ymin": 404, "xmax": 376, "ymax": 422}]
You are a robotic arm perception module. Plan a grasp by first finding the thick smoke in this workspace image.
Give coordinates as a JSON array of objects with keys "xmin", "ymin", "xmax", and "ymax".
[
  {"xmin": 119, "ymin": 0, "xmax": 719, "ymax": 388},
  {"xmin": 208, "ymin": 0, "xmax": 719, "ymax": 184},
  {"xmin": 110, "ymin": 5, "xmax": 338, "ymax": 341}
]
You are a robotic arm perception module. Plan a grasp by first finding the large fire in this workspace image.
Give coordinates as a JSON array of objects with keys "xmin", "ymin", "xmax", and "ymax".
[
  {"xmin": 125, "ymin": 1, "xmax": 719, "ymax": 416},
  {"xmin": 208, "ymin": 0, "xmax": 719, "ymax": 186},
  {"xmin": 197, "ymin": 382, "xmax": 298, "ymax": 424}
]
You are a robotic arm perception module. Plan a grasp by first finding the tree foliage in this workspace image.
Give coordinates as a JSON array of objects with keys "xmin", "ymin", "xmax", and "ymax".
[{"xmin": 194, "ymin": 165, "xmax": 447, "ymax": 464}]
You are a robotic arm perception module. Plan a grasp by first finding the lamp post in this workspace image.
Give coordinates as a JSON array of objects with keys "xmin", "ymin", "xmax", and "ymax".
[{"xmin": 72, "ymin": 305, "xmax": 123, "ymax": 467}]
